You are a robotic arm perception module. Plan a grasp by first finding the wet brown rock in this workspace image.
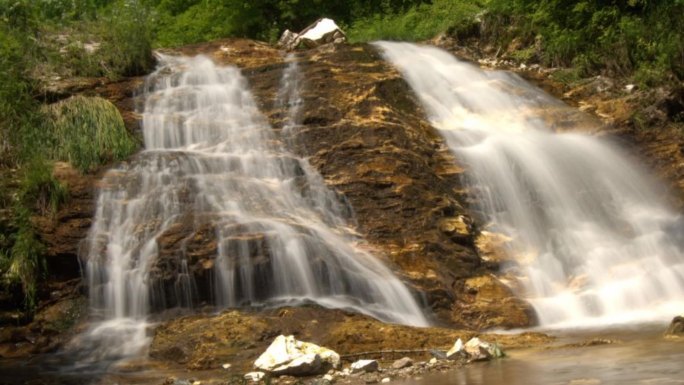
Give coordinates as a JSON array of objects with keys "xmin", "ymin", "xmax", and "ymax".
[
  {"xmin": 665, "ymin": 315, "xmax": 684, "ymax": 337},
  {"xmin": 149, "ymin": 306, "xmax": 553, "ymax": 372},
  {"xmin": 153, "ymin": 40, "xmax": 516, "ymax": 327},
  {"xmin": 240, "ymin": 43, "xmax": 490, "ymax": 326},
  {"xmin": 453, "ymin": 275, "xmax": 537, "ymax": 330},
  {"xmin": 0, "ymin": 279, "xmax": 86, "ymax": 358},
  {"xmin": 32, "ymin": 162, "xmax": 102, "ymax": 281}
]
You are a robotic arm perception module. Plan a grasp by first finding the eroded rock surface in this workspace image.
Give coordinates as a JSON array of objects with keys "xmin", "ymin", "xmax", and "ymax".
[
  {"xmin": 135, "ymin": 39, "xmax": 526, "ymax": 329},
  {"xmin": 149, "ymin": 306, "xmax": 552, "ymax": 371}
]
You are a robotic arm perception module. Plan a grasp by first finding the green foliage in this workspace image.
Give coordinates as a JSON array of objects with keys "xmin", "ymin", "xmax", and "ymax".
[
  {"xmin": 17, "ymin": 156, "xmax": 68, "ymax": 215},
  {"xmin": 485, "ymin": 0, "xmax": 683, "ymax": 84},
  {"xmin": 3, "ymin": 209, "xmax": 46, "ymax": 310},
  {"xmin": 549, "ymin": 68, "xmax": 582, "ymax": 86},
  {"xmin": 0, "ymin": 1, "xmax": 42, "ymax": 166},
  {"xmin": 0, "ymin": 156, "xmax": 66, "ymax": 310},
  {"xmin": 347, "ymin": 0, "xmax": 484, "ymax": 43},
  {"xmin": 48, "ymin": 0, "xmax": 155, "ymax": 78},
  {"xmin": 45, "ymin": 96, "xmax": 138, "ymax": 172},
  {"xmin": 151, "ymin": 0, "xmax": 432, "ymax": 46}
]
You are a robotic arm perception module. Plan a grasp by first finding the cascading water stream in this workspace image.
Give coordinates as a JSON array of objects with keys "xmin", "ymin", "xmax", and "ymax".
[
  {"xmin": 276, "ymin": 53, "xmax": 304, "ymax": 135},
  {"xmin": 81, "ymin": 54, "xmax": 427, "ymax": 359},
  {"xmin": 376, "ymin": 42, "xmax": 684, "ymax": 327}
]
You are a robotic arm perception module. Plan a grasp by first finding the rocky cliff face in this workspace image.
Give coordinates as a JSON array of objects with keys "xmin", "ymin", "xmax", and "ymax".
[{"xmin": 162, "ymin": 39, "xmax": 534, "ymax": 328}]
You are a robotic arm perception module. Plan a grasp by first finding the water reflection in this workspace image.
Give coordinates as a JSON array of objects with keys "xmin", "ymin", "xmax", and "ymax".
[{"xmin": 398, "ymin": 326, "xmax": 684, "ymax": 385}]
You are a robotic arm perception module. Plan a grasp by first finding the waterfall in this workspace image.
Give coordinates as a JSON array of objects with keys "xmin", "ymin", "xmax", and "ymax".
[
  {"xmin": 276, "ymin": 53, "xmax": 304, "ymax": 134},
  {"xmin": 376, "ymin": 42, "xmax": 684, "ymax": 327},
  {"xmin": 81, "ymin": 54, "xmax": 427, "ymax": 358}
]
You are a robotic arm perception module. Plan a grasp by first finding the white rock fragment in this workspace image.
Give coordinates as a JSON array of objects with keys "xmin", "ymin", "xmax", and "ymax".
[
  {"xmin": 350, "ymin": 359, "xmax": 379, "ymax": 373},
  {"xmin": 244, "ymin": 372, "xmax": 265, "ymax": 382},
  {"xmin": 300, "ymin": 18, "xmax": 340, "ymax": 41},
  {"xmin": 277, "ymin": 18, "xmax": 347, "ymax": 51},
  {"xmin": 446, "ymin": 338, "xmax": 463, "ymax": 359},
  {"xmin": 222, "ymin": 363, "xmax": 231, "ymax": 369},
  {"xmin": 277, "ymin": 29, "xmax": 298, "ymax": 48},
  {"xmin": 254, "ymin": 335, "xmax": 340, "ymax": 376},
  {"xmin": 382, "ymin": 378, "xmax": 391, "ymax": 383},
  {"xmin": 463, "ymin": 337, "xmax": 505, "ymax": 361}
]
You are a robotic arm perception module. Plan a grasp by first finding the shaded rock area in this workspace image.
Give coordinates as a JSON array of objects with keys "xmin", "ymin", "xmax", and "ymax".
[
  {"xmin": 0, "ymin": 279, "xmax": 86, "ymax": 358},
  {"xmin": 665, "ymin": 315, "xmax": 684, "ymax": 337},
  {"xmin": 149, "ymin": 306, "xmax": 552, "ymax": 372},
  {"xmin": 31, "ymin": 162, "xmax": 101, "ymax": 282}
]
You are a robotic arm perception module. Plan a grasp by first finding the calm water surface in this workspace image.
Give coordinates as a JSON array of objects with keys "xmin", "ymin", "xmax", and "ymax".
[{"xmin": 399, "ymin": 324, "xmax": 684, "ymax": 385}]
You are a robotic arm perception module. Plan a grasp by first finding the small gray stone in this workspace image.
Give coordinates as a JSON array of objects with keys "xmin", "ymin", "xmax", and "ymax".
[
  {"xmin": 391, "ymin": 357, "xmax": 413, "ymax": 369},
  {"xmin": 351, "ymin": 359, "xmax": 379, "ymax": 373}
]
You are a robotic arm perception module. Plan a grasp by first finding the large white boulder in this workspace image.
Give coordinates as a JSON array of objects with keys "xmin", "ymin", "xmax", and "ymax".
[
  {"xmin": 277, "ymin": 18, "xmax": 347, "ymax": 51},
  {"xmin": 254, "ymin": 335, "xmax": 340, "ymax": 376}
]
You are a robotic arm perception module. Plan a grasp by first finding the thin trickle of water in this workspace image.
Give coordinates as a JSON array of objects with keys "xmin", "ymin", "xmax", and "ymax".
[
  {"xmin": 81, "ymin": 54, "xmax": 427, "ymax": 359},
  {"xmin": 376, "ymin": 42, "xmax": 684, "ymax": 327},
  {"xmin": 276, "ymin": 53, "xmax": 304, "ymax": 135}
]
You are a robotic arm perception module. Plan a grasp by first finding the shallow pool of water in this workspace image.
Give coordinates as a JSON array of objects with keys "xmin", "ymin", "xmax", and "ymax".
[{"xmin": 398, "ymin": 324, "xmax": 684, "ymax": 385}]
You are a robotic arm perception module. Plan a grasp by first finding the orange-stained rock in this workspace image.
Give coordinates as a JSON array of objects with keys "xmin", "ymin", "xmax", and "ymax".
[
  {"xmin": 452, "ymin": 274, "xmax": 538, "ymax": 330},
  {"xmin": 149, "ymin": 306, "xmax": 552, "ymax": 371}
]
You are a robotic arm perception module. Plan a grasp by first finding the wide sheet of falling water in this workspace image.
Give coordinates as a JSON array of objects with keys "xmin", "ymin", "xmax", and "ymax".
[
  {"xmin": 78, "ymin": 54, "xmax": 427, "ymax": 360},
  {"xmin": 376, "ymin": 42, "xmax": 684, "ymax": 328}
]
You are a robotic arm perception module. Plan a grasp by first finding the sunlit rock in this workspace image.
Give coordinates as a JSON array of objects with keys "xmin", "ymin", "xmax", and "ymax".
[
  {"xmin": 298, "ymin": 18, "xmax": 346, "ymax": 46},
  {"xmin": 463, "ymin": 337, "xmax": 505, "ymax": 361},
  {"xmin": 243, "ymin": 372, "xmax": 266, "ymax": 382},
  {"xmin": 254, "ymin": 335, "xmax": 340, "ymax": 376},
  {"xmin": 456, "ymin": 274, "xmax": 538, "ymax": 329},
  {"xmin": 392, "ymin": 357, "xmax": 413, "ymax": 369},
  {"xmin": 438, "ymin": 215, "xmax": 471, "ymax": 241},
  {"xmin": 350, "ymin": 359, "xmax": 379, "ymax": 373},
  {"xmin": 278, "ymin": 29, "xmax": 298, "ymax": 49},
  {"xmin": 278, "ymin": 18, "xmax": 346, "ymax": 51},
  {"xmin": 445, "ymin": 338, "xmax": 463, "ymax": 359}
]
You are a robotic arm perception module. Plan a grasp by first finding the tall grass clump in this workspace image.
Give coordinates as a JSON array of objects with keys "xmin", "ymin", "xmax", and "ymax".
[
  {"xmin": 1, "ymin": 156, "xmax": 66, "ymax": 310},
  {"xmin": 45, "ymin": 96, "xmax": 138, "ymax": 173},
  {"xmin": 2, "ymin": 208, "xmax": 46, "ymax": 310}
]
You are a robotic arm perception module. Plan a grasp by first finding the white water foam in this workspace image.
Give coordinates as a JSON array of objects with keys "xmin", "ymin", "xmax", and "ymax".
[{"xmin": 376, "ymin": 41, "xmax": 684, "ymax": 328}]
